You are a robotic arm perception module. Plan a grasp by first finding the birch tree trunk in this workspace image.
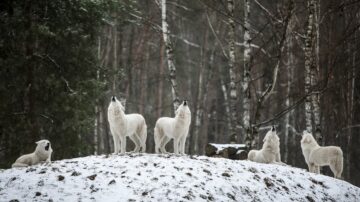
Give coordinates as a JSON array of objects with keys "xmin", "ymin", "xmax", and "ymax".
[
  {"xmin": 243, "ymin": 0, "xmax": 252, "ymax": 147},
  {"xmin": 304, "ymin": 0, "xmax": 316, "ymax": 133},
  {"xmin": 305, "ymin": 0, "xmax": 321, "ymax": 140},
  {"xmin": 161, "ymin": 0, "xmax": 180, "ymax": 112},
  {"xmin": 312, "ymin": 0, "xmax": 321, "ymax": 140},
  {"xmin": 227, "ymin": 0, "xmax": 239, "ymax": 143}
]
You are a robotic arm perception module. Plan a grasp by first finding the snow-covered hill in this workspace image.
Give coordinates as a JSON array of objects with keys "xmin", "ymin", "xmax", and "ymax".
[{"xmin": 0, "ymin": 154, "xmax": 359, "ymax": 202}]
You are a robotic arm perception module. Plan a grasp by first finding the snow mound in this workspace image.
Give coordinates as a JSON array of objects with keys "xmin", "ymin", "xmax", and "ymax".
[{"xmin": 0, "ymin": 154, "xmax": 359, "ymax": 201}]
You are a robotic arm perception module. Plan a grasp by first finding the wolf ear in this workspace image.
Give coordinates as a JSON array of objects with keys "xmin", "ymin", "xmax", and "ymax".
[{"xmin": 35, "ymin": 140, "xmax": 43, "ymax": 144}]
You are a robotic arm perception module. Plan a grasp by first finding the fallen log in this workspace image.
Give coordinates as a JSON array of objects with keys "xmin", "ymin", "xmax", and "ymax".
[{"xmin": 205, "ymin": 143, "xmax": 248, "ymax": 160}]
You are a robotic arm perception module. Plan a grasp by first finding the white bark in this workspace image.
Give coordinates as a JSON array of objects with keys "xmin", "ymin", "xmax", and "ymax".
[
  {"xmin": 304, "ymin": 0, "xmax": 315, "ymax": 133},
  {"xmin": 312, "ymin": 0, "xmax": 321, "ymax": 140},
  {"xmin": 243, "ymin": 0, "xmax": 252, "ymax": 147},
  {"xmin": 304, "ymin": 0, "xmax": 321, "ymax": 141},
  {"xmin": 161, "ymin": 0, "xmax": 180, "ymax": 112}
]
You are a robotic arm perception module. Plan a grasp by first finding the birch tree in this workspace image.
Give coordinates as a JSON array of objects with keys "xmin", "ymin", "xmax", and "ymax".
[
  {"xmin": 304, "ymin": 0, "xmax": 321, "ymax": 140},
  {"xmin": 242, "ymin": 0, "xmax": 252, "ymax": 147},
  {"xmin": 161, "ymin": 0, "xmax": 180, "ymax": 112},
  {"xmin": 312, "ymin": 0, "xmax": 321, "ymax": 139}
]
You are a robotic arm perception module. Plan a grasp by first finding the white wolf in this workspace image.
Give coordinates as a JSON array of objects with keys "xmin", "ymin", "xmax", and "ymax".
[
  {"xmin": 248, "ymin": 126, "xmax": 284, "ymax": 165},
  {"xmin": 301, "ymin": 131, "xmax": 343, "ymax": 178},
  {"xmin": 154, "ymin": 100, "xmax": 191, "ymax": 154},
  {"xmin": 12, "ymin": 140, "xmax": 53, "ymax": 167},
  {"xmin": 107, "ymin": 96, "xmax": 147, "ymax": 154}
]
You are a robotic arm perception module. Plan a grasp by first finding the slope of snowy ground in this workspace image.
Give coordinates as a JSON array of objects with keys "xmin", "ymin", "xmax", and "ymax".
[{"xmin": 0, "ymin": 154, "xmax": 359, "ymax": 202}]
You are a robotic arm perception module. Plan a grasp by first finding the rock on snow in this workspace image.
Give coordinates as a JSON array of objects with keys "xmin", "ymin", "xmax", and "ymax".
[{"xmin": 0, "ymin": 154, "xmax": 359, "ymax": 202}]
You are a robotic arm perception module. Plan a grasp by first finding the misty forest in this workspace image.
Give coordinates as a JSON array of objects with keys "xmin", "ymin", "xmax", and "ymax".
[{"xmin": 1, "ymin": 0, "xmax": 360, "ymax": 188}]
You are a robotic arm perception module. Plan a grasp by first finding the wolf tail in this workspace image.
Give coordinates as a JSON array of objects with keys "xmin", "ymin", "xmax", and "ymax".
[
  {"xmin": 140, "ymin": 120, "xmax": 147, "ymax": 152},
  {"xmin": 12, "ymin": 162, "xmax": 29, "ymax": 168},
  {"xmin": 154, "ymin": 125, "xmax": 162, "ymax": 154},
  {"xmin": 334, "ymin": 149, "xmax": 343, "ymax": 179}
]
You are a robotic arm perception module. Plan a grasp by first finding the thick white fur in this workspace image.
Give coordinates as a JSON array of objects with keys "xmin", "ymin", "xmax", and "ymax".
[
  {"xmin": 248, "ymin": 128, "xmax": 284, "ymax": 165},
  {"xmin": 301, "ymin": 131, "xmax": 343, "ymax": 178},
  {"xmin": 154, "ymin": 101, "xmax": 191, "ymax": 154},
  {"xmin": 107, "ymin": 97, "xmax": 147, "ymax": 154},
  {"xmin": 12, "ymin": 140, "xmax": 53, "ymax": 168}
]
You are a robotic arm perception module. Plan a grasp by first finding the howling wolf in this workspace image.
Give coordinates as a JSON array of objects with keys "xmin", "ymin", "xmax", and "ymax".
[
  {"xmin": 248, "ymin": 126, "xmax": 284, "ymax": 165},
  {"xmin": 301, "ymin": 131, "xmax": 343, "ymax": 178},
  {"xmin": 12, "ymin": 140, "xmax": 53, "ymax": 167},
  {"xmin": 107, "ymin": 96, "xmax": 147, "ymax": 154},
  {"xmin": 154, "ymin": 100, "xmax": 191, "ymax": 155}
]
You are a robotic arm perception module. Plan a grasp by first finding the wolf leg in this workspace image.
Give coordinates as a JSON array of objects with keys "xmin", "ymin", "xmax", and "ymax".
[
  {"xmin": 160, "ymin": 136, "xmax": 171, "ymax": 153},
  {"xmin": 173, "ymin": 137, "xmax": 180, "ymax": 154},
  {"xmin": 129, "ymin": 134, "xmax": 141, "ymax": 152},
  {"xmin": 120, "ymin": 135, "xmax": 126, "ymax": 154},
  {"xmin": 112, "ymin": 134, "xmax": 120, "ymax": 154},
  {"xmin": 179, "ymin": 135, "xmax": 186, "ymax": 155}
]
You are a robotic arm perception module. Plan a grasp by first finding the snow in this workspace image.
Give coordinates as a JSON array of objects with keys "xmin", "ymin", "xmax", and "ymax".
[
  {"xmin": 0, "ymin": 154, "xmax": 359, "ymax": 202},
  {"xmin": 210, "ymin": 143, "xmax": 247, "ymax": 149},
  {"xmin": 209, "ymin": 143, "xmax": 246, "ymax": 154}
]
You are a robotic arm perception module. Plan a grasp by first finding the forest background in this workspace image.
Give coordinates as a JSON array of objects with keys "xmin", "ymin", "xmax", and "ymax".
[{"xmin": 1, "ymin": 0, "xmax": 360, "ymax": 186}]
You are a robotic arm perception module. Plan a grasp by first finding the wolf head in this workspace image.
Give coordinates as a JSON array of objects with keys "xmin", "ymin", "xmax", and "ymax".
[
  {"xmin": 175, "ymin": 100, "xmax": 191, "ymax": 119},
  {"xmin": 263, "ymin": 126, "xmax": 279, "ymax": 145},
  {"xmin": 35, "ymin": 139, "xmax": 53, "ymax": 156},
  {"xmin": 108, "ymin": 96, "xmax": 125, "ymax": 115},
  {"xmin": 301, "ymin": 131, "xmax": 317, "ymax": 145}
]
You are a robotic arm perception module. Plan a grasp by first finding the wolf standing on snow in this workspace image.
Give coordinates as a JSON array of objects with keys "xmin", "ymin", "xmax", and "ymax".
[
  {"xmin": 107, "ymin": 96, "xmax": 147, "ymax": 154},
  {"xmin": 301, "ymin": 130, "xmax": 343, "ymax": 178},
  {"xmin": 12, "ymin": 140, "xmax": 53, "ymax": 167},
  {"xmin": 154, "ymin": 100, "xmax": 191, "ymax": 154},
  {"xmin": 248, "ymin": 126, "xmax": 284, "ymax": 165}
]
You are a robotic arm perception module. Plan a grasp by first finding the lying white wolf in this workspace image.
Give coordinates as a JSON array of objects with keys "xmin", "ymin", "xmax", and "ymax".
[
  {"xmin": 12, "ymin": 140, "xmax": 52, "ymax": 167},
  {"xmin": 301, "ymin": 131, "xmax": 343, "ymax": 178},
  {"xmin": 248, "ymin": 126, "xmax": 284, "ymax": 165},
  {"xmin": 154, "ymin": 100, "xmax": 191, "ymax": 154},
  {"xmin": 107, "ymin": 96, "xmax": 147, "ymax": 154}
]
